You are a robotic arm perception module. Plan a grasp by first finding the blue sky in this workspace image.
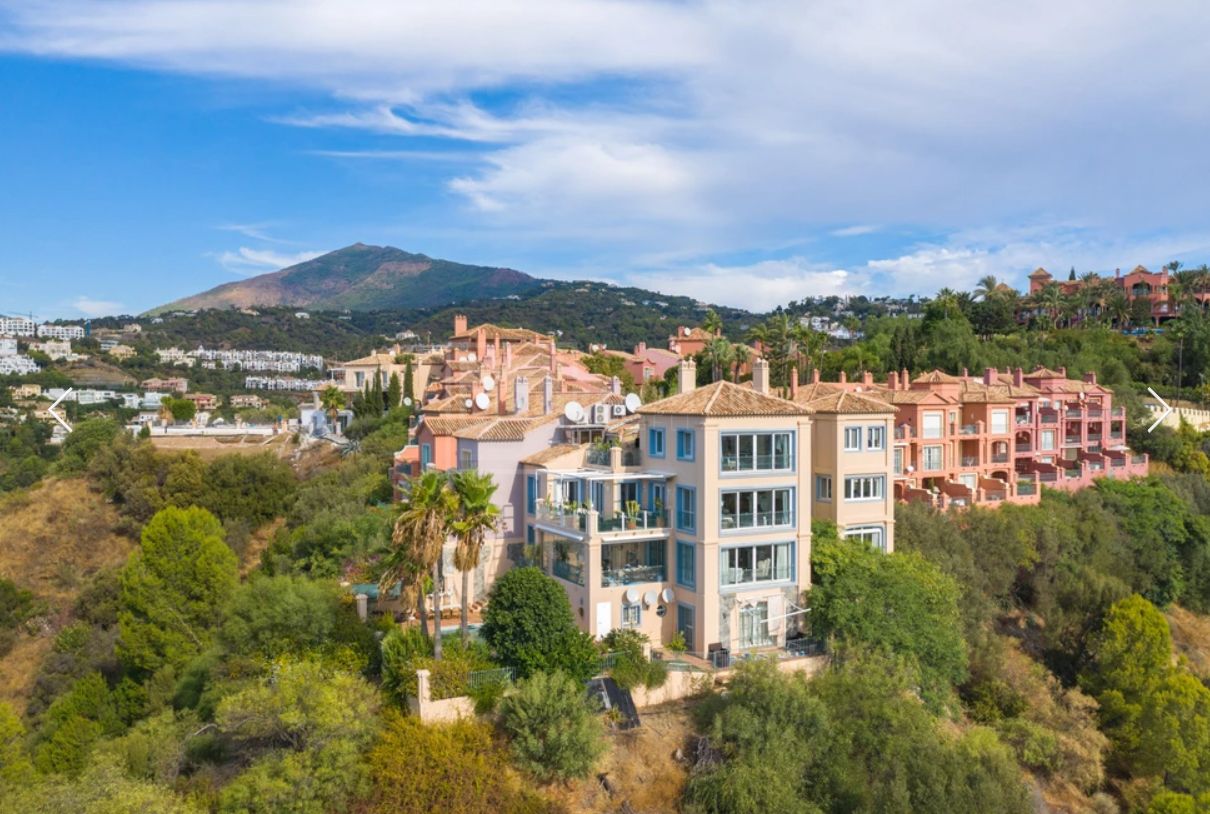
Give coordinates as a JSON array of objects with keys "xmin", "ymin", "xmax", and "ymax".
[{"xmin": 3, "ymin": 1, "xmax": 1210, "ymax": 318}]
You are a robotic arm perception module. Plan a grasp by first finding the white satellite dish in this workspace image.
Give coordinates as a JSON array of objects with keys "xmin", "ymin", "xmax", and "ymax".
[
  {"xmin": 624, "ymin": 393, "xmax": 642, "ymax": 413},
  {"xmin": 482, "ymin": 374, "xmax": 495, "ymax": 392},
  {"xmin": 643, "ymin": 590, "xmax": 658, "ymax": 607},
  {"xmin": 563, "ymin": 401, "xmax": 584, "ymax": 423},
  {"xmin": 464, "ymin": 398, "xmax": 473, "ymax": 409},
  {"xmin": 468, "ymin": 352, "xmax": 477, "ymax": 362},
  {"xmin": 682, "ymin": 326, "xmax": 691, "ymax": 336},
  {"xmin": 660, "ymin": 587, "xmax": 675, "ymax": 603},
  {"xmin": 474, "ymin": 392, "xmax": 490, "ymax": 410},
  {"xmin": 624, "ymin": 587, "xmax": 640, "ymax": 604},
  {"xmin": 403, "ymin": 397, "xmax": 412, "ymax": 407}
]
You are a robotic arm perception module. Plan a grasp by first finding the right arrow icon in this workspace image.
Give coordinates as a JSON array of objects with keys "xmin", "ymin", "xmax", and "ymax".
[{"xmin": 1147, "ymin": 387, "xmax": 1172, "ymax": 433}]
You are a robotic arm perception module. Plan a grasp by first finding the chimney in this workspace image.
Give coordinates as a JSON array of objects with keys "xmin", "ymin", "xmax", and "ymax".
[
  {"xmin": 753, "ymin": 358, "xmax": 770, "ymax": 394},
  {"xmin": 901, "ymin": 368, "xmax": 909, "ymax": 389},
  {"xmin": 493, "ymin": 335, "xmax": 501, "ymax": 367},
  {"xmin": 476, "ymin": 327, "xmax": 487, "ymax": 362},
  {"xmin": 453, "ymin": 314, "xmax": 468, "ymax": 336},
  {"xmin": 678, "ymin": 359, "xmax": 697, "ymax": 395},
  {"xmin": 504, "ymin": 341, "xmax": 513, "ymax": 370},
  {"xmin": 635, "ymin": 341, "xmax": 647, "ymax": 356},
  {"xmin": 812, "ymin": 368, "xmax": 820, "ymax": 384},
  {"xmin": 889, "ymin": 371, "xmax": 899, "ymax": 390},
  {"xmin": 548, "ymin": 338, "xmax": 558, "ymax": 375},
  {"xmin": 1058, "ymin": 366, "xmax": 1067, "ymax": 378},
  {"xmin": 1083, "ymin": 371, "xmax": 1097, "ymax": 385},
  {"xmin": 514, "ymin": 376, "xmax": 529, "ymax": 415},
  {"xmin": 543, "ymin": 375, "xmax": 553, "ymax": 415},
  {"xmin": 961, "ymin": 367, "xmax": 969, "ymax": 378},
  {"xmin": 1013, "ymin": 367, "xmax": 1024, "ymax": 387},
  {"xmin": 838, "ymin": 371, "xmax": 847, "ymax": 384},
  {"xmin": 1115, "ymin": 267, "xmax": 1121, "ymax": 278},
  {"xmin": 984, "ymin": 367, "xmax": 996, "ymax": 385},
  {"xmin": 790, "ymin": 366, "xmax": 799, "ymax": 399},
  {"xmin": 610, "ymin": 376, "xmax": 621, "ymax": 396},
  {"xmin": 862, "ymin": 370, "xmax": 873, "ymax": 386}
]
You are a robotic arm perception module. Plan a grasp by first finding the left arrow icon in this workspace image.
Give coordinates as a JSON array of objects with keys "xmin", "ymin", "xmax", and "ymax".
[{"xmin": 48, "ymin": 388, "xmax": 73, "ymax": 433}]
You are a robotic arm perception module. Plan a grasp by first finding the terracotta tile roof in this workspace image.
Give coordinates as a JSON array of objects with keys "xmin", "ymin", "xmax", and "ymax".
[
  {"xmin": 340, "ymin": 351, "xmax": 401, "ymax": 367},
  {"xmin": 912, "ymin": 370, "xmax": 965, "ymax": 384},
  {"xmin": 789, "ymin": 382, "xmax": 846, "ymax": 403},
  {"xmin": 521, "ymin": 444, "xmax": 585, "ymax": 466},
  {"xmin": 452, "ymin": 323, "xmax": 551, "ymax": 343},
  {"xmin": 421, "ymin": 415, "xmax": 486, "ymax": 434},
  {"xmin": 881, "ymin": 389, "xmax": 960, "ymax": 404},
  {"xmin": 1028, "ymin": 267, "xmax": 1053, "ymax": 279},
  {"xmin": 669, "ymin": 326, "xmax": 716, "ymax": 343},
  {"xmin": 802, "ymin": 390, "xmax": 896, "ymax": 414},
  {"xmin": 638, "ymin": 381, "xmax": 809, "ymax": 417},
  {"xmin": 1025, "ymin": 367, "xmax": 1067, "ymax": 379},
  {"xmin": 453, "ymin": 416, "xmax": 553, "ymax": 441}
]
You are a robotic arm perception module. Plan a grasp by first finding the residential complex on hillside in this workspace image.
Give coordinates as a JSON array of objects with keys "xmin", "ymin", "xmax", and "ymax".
[{"xmin": 1027, "ymin": 264, "xmax": 1210, "ymax": 323}]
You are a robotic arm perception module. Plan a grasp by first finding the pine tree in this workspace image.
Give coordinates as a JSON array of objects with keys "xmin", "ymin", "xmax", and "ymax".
[
  {"xmin": 403, "ymin": 358, "xmax": 415, "ymax": 405},
  {"xmin": 387, "ymin": 372, "xmax": 402, "ymax": 411}
]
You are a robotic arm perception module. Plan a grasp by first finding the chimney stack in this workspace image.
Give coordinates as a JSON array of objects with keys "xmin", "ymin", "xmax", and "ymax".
[
  {"xmin": 862, "ymin": 370, "xmax": 873, "ymax": 386},
  {"xmin": 889, "ymin": 371, "xmax": 899, "ymax": 390},
  {"xmin": 984, "ymin": 367, "xmax": 996, "ymax": 386},
  {"xmin": 812, "ymin": 368, "xmax": 820, "ymax": 384},
  {"xmin": 504, "ymin": 341, "xmax": 513, "ymax": 370},
  {"xmin": 838, "ymin": 371, "xmax": 847, "ymax": 384},
  {"xmin": 476, "ymin": 327, "xmax": 487, "ymax": 363},
  {"xmin": 1058, "ymin": 366, "xmax": 1067, "ymax": 378},
  {"xmin": 515, "ymin": 376, "xmax": 529, "ymax": 415},
  {"xmin": 542, "ymin": 375, "xmax": 553, "ymax": 415},
  {"xmin": 790, "ymin": 366, "xmax": 799, "ymax": 399},
  {"xmin": 901, "ymin": 368, "xmax": 909, "ymax": 390},
  {"xmin": 548, "ymin": 338, "xmax": 558, "ymax": 376},
  {"xmin": 493, "ymin": 335, "xmax": 501, "ymax": 367},
  {"xmin": 753, "ymin": 358, "xmax": 770, "ymax": 394},
  {"xmin": 453, "ymin": 314, "xmax": 468, "ymax": 336},
  {"xmin": 635, "ymin": 341, "xmax": 647, "ymax": 356},
  {"xmin": 1083, "ymin": 371, "xmax": 1097, "ymax": 384},
  {"xmin": 678, "ymin": 359, "xmax": 697, "ymax": 395},
  {"xmin": 610, "ymin": 376, "xmax": 621, "ymax": 396},
  {"xmin": 962, "ymin": 367, "xmax": 969, "ymax": 378},
  {"xmin": 1013, "ymin": 367, "xmax": 1024, "ymax": 387}
]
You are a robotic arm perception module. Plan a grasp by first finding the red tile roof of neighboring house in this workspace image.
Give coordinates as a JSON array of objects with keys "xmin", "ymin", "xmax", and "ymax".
[{"xmin": 638, "ymin": 381, "xmax": 809, "ymax": 417}]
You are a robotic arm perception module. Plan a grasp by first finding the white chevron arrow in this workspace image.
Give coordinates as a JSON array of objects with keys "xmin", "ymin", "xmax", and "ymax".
[
  {"xmin": 1147, "ymin": 387, "xmax": 1172, "ymax": 433},
  {"xmin": 47, "ymin": 388, "xmax": 73, "ymax": 433}
]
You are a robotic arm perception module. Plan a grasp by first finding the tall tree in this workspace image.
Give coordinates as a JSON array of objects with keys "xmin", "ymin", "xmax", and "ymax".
[
  {"xmin": 450, "ymin": 470, "xmax": 500, "ymax": 644},
  {"xmin": 389, "ymin": 471, "xmax": 457, "ymax": 659},
  {"xmin": 386, "ymin": 372, "xmax": 402, "ymax": 411},
  {"xmin": 701, "ymin": 308, "xmax": 724, "ymax": 336},
  {"xmin": 319, "ymin": 386, "xmax": 345, "ymax": 433}
]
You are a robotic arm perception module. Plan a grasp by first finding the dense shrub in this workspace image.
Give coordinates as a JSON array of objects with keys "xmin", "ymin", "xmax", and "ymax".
[
  {"xmin": 497, "ymin": 671, "xmax": 606, "ymax": 783},
  {"xmin": 481, "ymin": 567, "xmax": 599, "ymax": 681}
]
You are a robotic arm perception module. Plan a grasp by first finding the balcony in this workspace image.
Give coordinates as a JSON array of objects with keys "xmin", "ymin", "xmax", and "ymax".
[
  {"xmin": 1131, "ymin": 453, "xmax": 1147, "ymax": 464},
  {"xmin": 1017, "ymin": 481, "xmax": 1037, "ymax": 496},
  {"xmin": 894, "ymin": 426, "xmax": 908, "ymax": 440},
  {"xmin": 535, "ymin": 504, "xmax": 589, "ymax": 534},
  {"xmin": 597, "ymin": 510, "xmax": 668, "ymax": 533},
  {"xmin": 991, "ymin": 452, "xmax": 1010, "ymax": 463},
  {"xmin": 1064, "ymin": 436, "xmax": 1081, "ymax": 446},
  {"xmin": 601, "ymin": 540, "xmax": 666, "ymax": 587},
  {"xmin": 586, "ymin": 446, "xmax": 611, "ymax": 466},
  {"xmin": 553, "ymin": 559, "xmax": 584, "ymax": 585},
  {"xmin": 1110, "ymin": 430, "xmax": 1123, "ymax": 439},
  {"xmin": 961, "ymin": 455, "xmax": 979, "ymax": 467},
  {"xmin": 959, "ymin": 424, "xmax": 979, "ymax": 435},
  {"xmin": 1015, "ymin": 442, "xmax": 1032, "ymax": 453},
  {"xmin": 1087, "ymin": 409, "xmax": 1103, "ymax": 419},
  {"xmin": 1110, "ymin": 457, "xmax": 1126, "ymax": 469},
  {"xmin": 1065, "ymin": 409, "xmax": 1083, "ymax": 419},
  {"xmin": 1015, "ymin": 415, "xmax": 1032, "ymax": 425},
  {"xmin": 1040, "ymin": 412, "xmax": 1058, "ymax": 424},
  {"xmin": 1112, "ymin": 407, "xmax": 1125, "ymax": 417},
  {"xmin": 1064, "ymin": 468, "xmax": 1081, "ymax": 480}
]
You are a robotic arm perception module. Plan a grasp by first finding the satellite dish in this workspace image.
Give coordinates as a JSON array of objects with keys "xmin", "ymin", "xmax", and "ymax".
[
  {"xmin": 468, "ymin": 352, "xmax": 477, "ymax": 362},
  {"xmin": 564, "ymin": 401, "xmax": 584, "ymax": 423},
  {"xmin": 464, "ymin": 398, "xmax": 473, "ymax": 409},
  {"xmin": 482, "ymin": 374, "xmax": 495, "ymax": 392},
  {"xmin": 643, "ymin": 590, "xmax": 658, "ymax": 607},
  {"xmin": 661, "ymin": 587, "xmax": 675, "ymax": 603},
  {"xmin": 403, "ymin": 397, "xmax": 412, "ymax": 407},
  {"xmin": 624, "ymin": 393, "xmax": 642, "ymax": 413},
  {"xmin": 624, "ymin": 588, "xmax": 640, "ymax": 604},
  {"xmin": 474, "ymin": 393, "xmax": 490, "ymax": 410}
]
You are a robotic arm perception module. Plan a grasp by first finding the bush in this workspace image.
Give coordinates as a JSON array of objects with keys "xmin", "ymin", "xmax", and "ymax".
[
  {"xmin": 601, "ymin": 629, "xmax": 668, "ymax": 691},
  {"xmin": 380, "ymin": 628, "xmax": 495, "ymax": 704},
  {"xmin": 996, "ymin": 717, "xmax": 1061, "ymax": 773},
  {"xmin": 481, "ymin": 567, "xmax": 599, "ymax": 681},
  {"xmin": 497, "ymin": 671, "xmax": 606, "ymax": 783}
]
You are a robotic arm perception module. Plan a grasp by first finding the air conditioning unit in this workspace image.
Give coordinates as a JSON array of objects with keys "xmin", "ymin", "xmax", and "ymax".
[
  {"xmin": 593, "ymin": 404, "xmax": 609, "ymax": 424},
  {"xmin": 612, "ymin": 404, "xmax": 626, "ymax": 417}
]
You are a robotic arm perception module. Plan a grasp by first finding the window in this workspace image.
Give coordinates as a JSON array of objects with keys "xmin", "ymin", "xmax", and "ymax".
[
  {"xmin": 720, "ymin": 431, "xmax": 793, "ymax": 472},
  {"xmin": 420, "ymin": 444, "xmax": 432, "ymax": 469},
  {"xmin": 866, "ymin": 426, "xmax": 885, "ymax": 450},
  {"xmin": 676, "ymin": 428, "xmax": 695, "ymax": 460},
  {"xmin": 621, "ymin": 604, "xmax": 641, "ymax": 628},
  {"xmin": 676, "ymin": 486, "xmax": 696, "ymax": 532},
  {"xmin": 843, "ymin": 475, "xmax": 884, "ymax": 501},
  {"xmin": 354, "ymin": 371, "xmax": 365, "ymax": 387},
  {"xmin": 922, "ymin": 445, "xmax": 943, "ymax": 470},
  {"xmin": 844, "ymin": 524, "xmax": 885, "ymax": 551},
  {"xmin": 739, "ymin": 602, "xmax": 772, "ymax": 649},
  {"xmin": 676, "ymin": 540, "xmax": 696, "ymax": 588},
  {"xmin": 1041, "ymin": 430, "xmax": 1056, "ymax": 451},
  {"xmin": 816, "ymin": 475, "xmax": 832, "ymax": 502},
  {"xmin": 721, "ymin": 543, "xmax": 793, "ymax": 586},
  {"xmin": 991, "ymin": 410, "xmax": 1009, "ymax": 434},
  {"xmin": 526, "ymin": 475, "xmax": 537, "ymax": 515},
  {"xmin": 893, "ymin": 447, "xmax": 904, "ymax": 474},
  {"xmin": 922, "ymin": 411, "xmax": 943, "ymax": 439},
  {"xmin": 843, "ymin": 426, "xmax": 862, "ymax": 451},
  {"xmin": 459, "ymin": 449, "xmax": 474, "ymax": 470},
  {"xmin": 648, "ymin": 427, "xmax": 665, "ymax": 457},
  {"xmin": 649, "ymin": 482, "xmax": 666, "ymax": 513},
  {"xmin": 720, "ymin": 488, "xmax": 793, "ymax": 530},
  {"xmin": 677, "ymin": 604, "xmax": 695, "ymax": 649}
]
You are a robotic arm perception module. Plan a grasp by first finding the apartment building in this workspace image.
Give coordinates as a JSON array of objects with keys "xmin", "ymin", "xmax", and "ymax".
[
  {"xmin": 0, "ymin": 316, "xmax": 36, "ymax": 337},
  {"xmin": 0, "ymin": 355, "xmax": 40, "ymax": 375},
  {"xmin": 141, "ymin": 377, "xmax": 189, "ymax": 393},
  {"xmin": 230, "ymin": 394, "xmax": 266, "ymax": 409},
  {"xmin": 0, "ymin": 338, "xmax": 16, "ymax": 357},
  {"xmin": 600, "ymin": 341, "xmax": 681, "ymax": 384},
  {"xmin": 29, "ymin": 340, "xmax": 74, "ymax": 361},
  {"xmin": 1027, "ymin": 265, "xmax": 1210, "ymax": 323},
  {"xmin": 184, "ymin": 393, "xmax": 220, "ymax": 411},
  {"xmin": 36, "ymin": 323, "xmax": 85, "ymax": 340}
]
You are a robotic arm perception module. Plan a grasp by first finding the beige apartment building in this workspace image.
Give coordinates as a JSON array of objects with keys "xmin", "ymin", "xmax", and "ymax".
[{"xmin": 516, "ymin": 359, "xmax": 896, "ymax": 659}]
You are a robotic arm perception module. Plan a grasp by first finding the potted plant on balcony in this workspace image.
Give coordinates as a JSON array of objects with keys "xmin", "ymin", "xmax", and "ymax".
[{"xmin": 653, "ymin": 498, "xmax": 665, "ymax": 527}]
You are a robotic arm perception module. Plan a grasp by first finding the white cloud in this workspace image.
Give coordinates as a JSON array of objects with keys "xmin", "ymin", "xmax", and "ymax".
[
  {"xmin": 71, "ymin": 296, "xmax": 124, "ymax": 317},
  {"xmin": 218, "ymin": 223, "xmax": 291, "ymax": 243},
  {"xmin": 831, "ymin": 225, "xmax": 880, "ymax": 238},
  {"xmin": 626, "ymin": 258, "xmax": 856, "ymax": 312},
  {"xmin": 216, "ymin": 246, "xmax": 323, "ymax": 274}
]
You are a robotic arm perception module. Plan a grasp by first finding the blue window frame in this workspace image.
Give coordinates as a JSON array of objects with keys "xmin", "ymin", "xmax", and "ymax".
[
  {"xmin": 420, "ymin": 443, "xmax": 432, "ymax": 468},
  {"xmin": 648, "ymin": 427, "xmax": 666, "ymax": 458},
  {"xmin": 526, "ymin": 475, "xmax": 537, "ymax": 515},
  {"xmin": 649, "ymin": 482, "xmax": 666, "ymax": 513},
  {"xmin": 526, "ymin": 524, "xmax": 535, "ymax": 545},
  {"xmin": 677, "ymin": 604, "xmax": 695, "ymax": 649},
  {"xmin": 676, "ymin": 428, "xmax": 695, "ymax": 461},
  {"xmin": 676, "ymin": 540, "xmax": 696, "ymax": 588},
  {"xmin": 676, "ymin": 486, "xmax": 696, "ymax": 532}
]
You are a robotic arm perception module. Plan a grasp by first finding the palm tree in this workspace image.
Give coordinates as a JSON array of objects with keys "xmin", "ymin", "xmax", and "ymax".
[
  {"xmin": 319, "ymin": 386, "xmax": 345, "ymax": 434},
  {"xmin": 700, "ymin": 308, "xmax": 724, "ymax": 337},
  {"xmin": 450, "ymin": 470, "xmax": 500, "ymax": 644},
  {"xmin": 1105, "ymin": 290, "xmax": 1131, "ymax": 329},
  {"xmin": 730, "ymin": 343, "xmax": 752, "ymax": 383},
  {"xmin": 974, "ymin": 275, "xmax": 1000, "ymax": 301},
  {"xmin": 390, "ymin": 471, "xmax": 457, "ymax": 659},
  {"xmin": 702, "ymin": 338, "xmax": 735, "ymax": 383},
  {"xmin": 1038, "ymin": 284, "xmax": 1064, "ymax": 331}
]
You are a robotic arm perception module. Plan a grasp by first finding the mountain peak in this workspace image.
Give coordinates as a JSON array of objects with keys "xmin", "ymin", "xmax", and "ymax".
[{"xmin": 150, "ymin": 245, "xmax": 540, "ymax": 314}]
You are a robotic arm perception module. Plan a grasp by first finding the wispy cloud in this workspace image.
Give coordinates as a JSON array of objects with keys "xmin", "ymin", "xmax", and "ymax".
[
  {"xmin": 71, "ymin": 296, "xmax": 124, "ymax": 317},
  {"xmin": 218, "ymin": 223, "xmax": 292, "ymax": 243},
  {"xmin": 831, "ymin": 225, "xmax": 880, "ymax": 238},
  {"xmin": 215, "ymin": 247, "xmax": 323, "ymax": 275}
]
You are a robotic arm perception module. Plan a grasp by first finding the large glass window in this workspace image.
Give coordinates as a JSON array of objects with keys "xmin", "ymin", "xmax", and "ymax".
[
  {"xmin": 866, "ymin": 426, "xmax": 885, "ymax": 450},
  {"xmin": 844, "ymin": 524, "xmax": 886, "ymax": 551},
  {"xmin": 601, "ymin": 540, "xmax": 666, "ymax": 586},
  {"xmin": 815, "ymin": 475, "xmax": 832, "ymax": 502},
  {"xmin": 893, "ymin": 447, "xmax": 904, "ymax": 474},
  {"xmin": 922, "ymin": 412, "xmax": 943, "ymax": 439},
  {"xmin": 922, "ymin": 445, "xmax": 943, "ymax": 470},
  {"xmin": 1041, "ymin": 430, "xmax": 1056, "ymax": 451},
  {"xmin": 720, "ymin": 431, "xmax": 793, "ymax": 472},
  {"xmin": 676, "ymin": 540, "xmax": 696, "ymax": 588},
  {"xmin": 843, "ymin": 426, "xmax": 862, "ymax": 451},
  {"xmin": 843, "ymin": 475, "xmax": 884, "ymax": 501},
  {"xmin": 677, "ymin": 604, "xmax": 695, "ymax": 649},
  {"xmin": 552, "ymin": 538, "xmax": 585, "ymax": 586},
  {"xmin": 991, "ymin": 410, "xmax": 1009, "ymax": 434},
  {"xmin": 739, "ymin": 602, "xmax": 772, "ymax": 649},
  {"xmin": 720, "ymin": 488, "xmax": 793, "ymax": 530},
  {"xmin": 720, "ymin": 542, "xmax": 794, "ymax": 586},
  {"xmin": 526, "ymin": 475, "xmax": 537, "ymax": 514},
  {"xmin": 676, "ymin": 429, "xmax": 695, "ymax": 461},
  {"xmin": 648, "ymin": 427, "xmax": 665, "ymax": 457},
  {"xmin": 676, "ymin": 486, "xmax": 696, "ymax": 532}
]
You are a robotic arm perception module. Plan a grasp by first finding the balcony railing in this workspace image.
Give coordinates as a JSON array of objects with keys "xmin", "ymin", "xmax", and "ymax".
[
  {"xmin": 1015, "ymin": 415, "xmax": 1032, "ymax": 425},
  {"xmin": 1087, "ymin": 409, "xmax": 1103, "ymax": 418},
  {"xmin": 1015, "ymin": 443, "xmax": 1032, "ymax": 453},
  {"xmin": 1110, "ymin": 430, "xmax": 1123, "ymax": 439},
  {"xmin": 1064, "ymin": 436, "xmax": 1081, "ymax": 446},
  {"xmin": 1040, "ymin": 412, "xmax": 1058, "ymax": 424},
  {"xmin": 1131, "ymin": 454, "xmax": 1147, "ymax": 464},
  {"xmin": 991, "ymin": 453, "xmax": 1010, "ymax": 463},
  {"xmin": 1110, "ymin": 457, "xmax": 1126, "ymax": 468},
  {"xmin": 960, "ymin": 424, "xmax": 979, "ymax": 435},
  {"xmin": 553, "ymin": 559, "xmax": 584, "ymax": 585},
  {"xmin": 1039, "ymin": 471, "xmax": 1058, "ymax": 482},
  {"xmin": 1017, "ymin": 481, "xmax": 1037, "ymax": 496},
  {"xmin": 961, "ymin": 455, "xmax": 978, "ymax": 467},
  {"xmin": 1112, "ymin": 407, "xmax": 1125, "ymax": 417},
  {"xmin": 894, "ymin": 426, "xmax": 908, "ymax": 440},
  {"xmin": 985, "ymin": 490, "xmax": 1006, "ymax": 501},
  {"xmin": 601, "ymin": 563, "xmax": 666, "ymax": 587},
  {"xmin": 597, "ymin": 510, "xmax": 668, "ymax": 533},
  {"xmin": 535, "ymin": 504, "xmax": 588, "ymax": 533},
  {"xmin": 1066, "ymin": 409, "xmax": 1083, "ymax": 419},
  {"xmin": 720, "ymin": 511, "xmax": 793, "ymax": 531},
  {"xmin": 1064, "ymin": 468, "xmax": 1082, "ymax": 480}
]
